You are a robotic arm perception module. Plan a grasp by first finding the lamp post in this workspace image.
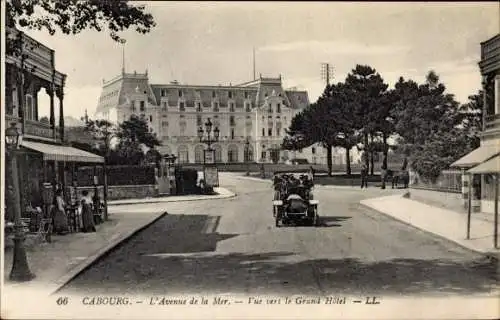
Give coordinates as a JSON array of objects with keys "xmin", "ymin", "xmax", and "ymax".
[
  {"xmin": 197, "ymin": 118, "xmax": 220, "ymax": 151},
  {"xmin": 6, "ymin": 122, "xmax": 35, "ymax": 281},
  {"xmin": 244, "ymin": 137, "xmax": 250, "ymax": 176}
]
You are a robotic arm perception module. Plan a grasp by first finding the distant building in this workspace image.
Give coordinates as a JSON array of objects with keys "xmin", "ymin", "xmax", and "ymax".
[{"xmin": 94, "ymin": 69, "xmax": 346, "ymax": 164}]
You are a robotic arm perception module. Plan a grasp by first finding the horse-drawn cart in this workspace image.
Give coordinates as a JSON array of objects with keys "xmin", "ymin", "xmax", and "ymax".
[{"xmin": 272, "ymin": 170, "xmax": 318, "ymax": 227}]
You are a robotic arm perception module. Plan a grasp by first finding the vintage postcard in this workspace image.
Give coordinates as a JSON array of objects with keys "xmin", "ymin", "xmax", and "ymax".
[{"xmin": 1, "ymin": 1, "xmax": 499, "ymax": 319}]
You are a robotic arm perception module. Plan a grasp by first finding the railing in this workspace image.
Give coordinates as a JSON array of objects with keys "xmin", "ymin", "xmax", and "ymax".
[
  {"xmin": 481, "ymin": 34, "xmax": 500, "ymax": 61},
  {"xmin": 410, "ymin": 170, "xmax": 462, "ymax": 193},
  {"xmin": 484, "ymin": 113, "xmax": 500, "ymax": 131}
]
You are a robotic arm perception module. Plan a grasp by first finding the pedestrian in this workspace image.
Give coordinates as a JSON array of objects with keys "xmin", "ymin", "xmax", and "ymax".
[
  {"xmin": 381, "ymin": 156, "xmax": 388, "ymax": 189},
  {"xmin": 80, "ymin": 190, "xmax": 96, "ymax": 233},
  {"xmin": 52, "ymin": 188, "xmax": 69, "ymax": 235},
  {"xmin": 360, "ymin": 163, "xmax": 368, "ymax": 189}
]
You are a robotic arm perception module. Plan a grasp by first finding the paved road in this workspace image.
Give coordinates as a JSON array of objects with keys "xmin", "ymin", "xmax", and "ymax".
[{"xmin": 61, "ymin": 173, "xmax": 498, "ymax": 296}]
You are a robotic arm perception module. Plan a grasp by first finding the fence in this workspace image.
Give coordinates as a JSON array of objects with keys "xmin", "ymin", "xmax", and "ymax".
[
  {"xmin": 411, "ymin": 169, "xmax": 462, "ymax": 193},
  {"xmin": 76, "ymin": 165, "xmax": 156, "ymax": 186}
]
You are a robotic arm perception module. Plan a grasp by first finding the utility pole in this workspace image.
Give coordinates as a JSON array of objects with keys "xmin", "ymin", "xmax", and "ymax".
[
  {"xmin": 321, "ymin": 63, "xmax": 334, "ymax": 87},
  {"xmin": 253, "ymin": 47, "xmax": 256, "ymax": 80}
]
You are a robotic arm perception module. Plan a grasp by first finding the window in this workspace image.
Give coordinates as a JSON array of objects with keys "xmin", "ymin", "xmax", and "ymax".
[
  {"xmin": 162, "ymin": 121, "xmax": 168, "ymax": 127},
  {"xmin": 178, "ymin": 90, "xmax": 183, "ymax": 97},
  {"xmin": 229, "ymin": 102, "xmax": 235, "ymax": 112},
  {"xmin": 262, "ymin": 128, "xmax": 265, "ymax": 136},
  {"xmin": 131, "ymin": 100, "xmax": 136, "ymax": 111},
  {"xmin": 149, "ymin": 115, "xmax": 153, "ymax": 122},
  {"xmin": 312, "ymin": 147, "xmax": 316, "ymax": 154},
  {"xmin": 245, "ymin": 102, "xmax": 251, "ymax": 112},
  {"xmin": 212, "ymin": 91, "xmax": 216, "ymax": 98},
  {"xmin": 231, "ymin": 128, "xmax": 235, "ymax": 140},
  {"xmin": 261, "ymin": 151, "xmax": 266, "ymax": 160},
  {"xmin": 197, "ymin": 115, "xmax": 202, "ymax": 126},
  {"xmin": 162, "ymin": 102, "xmax": 167, "ymax": 110},
  {"xmin": 161, "ymin": 89, "xmax": 166, "ymax": 96},
  {"xmin": 268, "ymin": 105, "xmax": 272, "ymax": 113},
  {"xmin": 213, "ymin": 102, "xmax": 219, "ymax": 112},
  {"xmin": 228, "ymin": 91, "xmax": 233, "ymax": 99},
  {"xmin": 245, "ymin": 91, "xmax": 249, "ymax": 99},
  {"xmin": 179, "ymin": 102, "xmax": 185, "ymax": 110},
  {"xmin": 196, "ymin": 102, "xmax": 202, "ymax": 112},
  {"xmin": 276, "ymin": 103, "xmax": 281, "ymax": 113},
  {"xmin": 230, "ymin": 116, "xmax": 235, "ymax": 126},
  {"xmin": 276, "ymin": 128, "xmax": 281, "ymax": 136},
  {"xmin": 140, "ymin": 101, "xmax": 145, "ymax": 111},
  {"xmin": 268, "ymin": 128, "xmax": 272, "ymax": 136},
  {"xmin": 180, "ymin": 121, "xmax": 186, "ymax": 136}
]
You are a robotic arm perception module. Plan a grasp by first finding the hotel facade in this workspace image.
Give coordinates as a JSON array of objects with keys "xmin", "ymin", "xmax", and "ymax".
[{"xmin": 95, "ymin": 69, "xmax": 350, "ymax": 165}]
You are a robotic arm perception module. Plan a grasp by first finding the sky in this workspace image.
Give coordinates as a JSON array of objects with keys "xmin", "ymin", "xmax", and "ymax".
[{"xmin": 16, "ymin": 2, "xmax": 500, "ymax": 119}]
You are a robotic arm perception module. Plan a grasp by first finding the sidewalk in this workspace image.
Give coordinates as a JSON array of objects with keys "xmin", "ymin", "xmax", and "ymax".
[
  {"xmin": 107, "ymin": 187, "xmax": 235, "ymax": 205},
  {"xmin": 2, "ymin": 187, "xmax": 236, "ymax": 299},
  {"xmin": 361, "ymin": 194, "xmax": 500, "ymax": 260}
]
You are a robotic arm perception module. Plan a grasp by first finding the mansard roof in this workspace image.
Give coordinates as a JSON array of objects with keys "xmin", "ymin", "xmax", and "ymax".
[{"xmin": 95, "ymin": 72, "xmax": 310, "ymax": 115}]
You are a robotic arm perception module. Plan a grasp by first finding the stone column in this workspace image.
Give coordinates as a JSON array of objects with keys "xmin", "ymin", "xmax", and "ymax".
[
  {"xmin": 57, "ymin": 89, "xmax": 64, "ymax": 142},
  {"xmin": 49, "ymin": 84, "xmax": 55, "ymax": 138}
]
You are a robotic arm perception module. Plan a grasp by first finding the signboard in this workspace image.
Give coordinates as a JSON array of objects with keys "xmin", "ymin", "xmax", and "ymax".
[
  {"xmin": 204, "ymin": 149, "xmax": 215, "ymax": 165},
  {"xmin": 204, "ymin": 165, "xmax": 219, "ymax": 187}
]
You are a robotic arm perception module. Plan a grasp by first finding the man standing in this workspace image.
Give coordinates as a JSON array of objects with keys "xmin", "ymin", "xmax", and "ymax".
[
  {"xmin": 381, "ymin": 156, "xmax": 388, "ymax": 189},
  {"xmin": 360, "ymin": 163, "xmax": 368, "ymax": 189}
]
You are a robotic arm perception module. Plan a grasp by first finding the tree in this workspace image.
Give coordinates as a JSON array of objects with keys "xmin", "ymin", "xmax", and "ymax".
[
  {"xmin": 6, "ymin": 0, "xmax": 156, "ymax": 44},
  {"xmin": 117, "ymin": 115, "xmax": 161, "ymax": 148},
  {"xmin": 458, "ymin": 91, "xmax": 483, "ymax": 149},
  {"xmin": 344, "ymin": 65, "xmax": 388, "ymax": 175},
  {"xmin": 393, "ymin": 71, "xmax": 472, "ymax": 181}
]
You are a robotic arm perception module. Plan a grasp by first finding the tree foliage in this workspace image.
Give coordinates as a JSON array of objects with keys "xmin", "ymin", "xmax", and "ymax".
[{"xmin": 6, "ymin": 0, "xmax": 156, "ymax": 43}]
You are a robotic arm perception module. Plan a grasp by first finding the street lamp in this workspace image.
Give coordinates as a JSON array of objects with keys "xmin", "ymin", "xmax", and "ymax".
[
  {"xmin": 6, "ymin": 122, "xmax": 35, "ymax": 281},
  {"xmin": 244, "ymin": 137, "xmax": 251, "ymax": 176},
  {"xmin": 198, "ymin": 118, "xmax": 220, "ymax": 150}
]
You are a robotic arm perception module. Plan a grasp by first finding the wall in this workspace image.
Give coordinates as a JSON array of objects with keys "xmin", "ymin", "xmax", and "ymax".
[
  {"xmin": 409, "ymin": 188, "xmax": 465, "ymax": 213},
  {"xmin": 76, "ymin": 185, "xmax": 157, "ymax": 201}
]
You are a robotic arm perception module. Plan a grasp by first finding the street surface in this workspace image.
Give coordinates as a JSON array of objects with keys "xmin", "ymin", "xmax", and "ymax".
[{"xmin": 61, "ymin": 173, "xmax": 498, "ymax": 296}]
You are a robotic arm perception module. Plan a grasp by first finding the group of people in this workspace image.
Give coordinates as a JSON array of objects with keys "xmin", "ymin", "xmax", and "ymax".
[
  {"xmin": 273, "ymin": 173, "xmax": 314, "ymax": 200},
  {"xmin": 52, "ymin": 189, "xmax": 97, "ymax": 235},
  {"xmin": 360, "ymin": 154, "xmax": 409, "ymax": 189}
]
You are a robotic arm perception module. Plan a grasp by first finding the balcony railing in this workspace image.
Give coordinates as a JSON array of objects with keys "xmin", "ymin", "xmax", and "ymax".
[
  {"xmin": 484, "ymin": 113, "xmax": 500, "ymax": 131},
  {"xmin": 5, "ymin": 115, "xmax": 61, "ymax": 142}
]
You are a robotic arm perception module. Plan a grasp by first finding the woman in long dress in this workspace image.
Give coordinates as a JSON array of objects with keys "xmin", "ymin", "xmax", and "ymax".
[
  {"xmin": 80, "ymin": 190, "xmax": 96, "ymax": 232},
  {"xmin": 53, "ymin": 189, "xmax": 69, "ymax": 234}
]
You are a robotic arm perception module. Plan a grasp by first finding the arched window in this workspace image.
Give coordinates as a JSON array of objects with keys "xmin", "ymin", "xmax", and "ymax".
[
  {"xmin": 213, "ymin": 144, "xmax": 222, "ymax": 163},
  {"xmin": 177, "ymin": 145, "xmax": 189, "ymax": 163},
  {"xmin": 228, "ymin": 144, "xmax": 239, "ymax": 163},
  {"xmin": 194, "ymin": 145, "xmax": 204, "ymax": 163},
  {"xmin": 244, "ymin": 144, "xmax": 254, "ymax": 162}
]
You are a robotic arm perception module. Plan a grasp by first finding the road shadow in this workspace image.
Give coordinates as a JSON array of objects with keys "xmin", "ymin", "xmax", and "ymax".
[
  {"xmin": 61, "ymin": 214, "xmax": 498, "ymax": 296},
  {"xmin": 317, "ymin": 216, "xmax": 352, "ymax": 228}
]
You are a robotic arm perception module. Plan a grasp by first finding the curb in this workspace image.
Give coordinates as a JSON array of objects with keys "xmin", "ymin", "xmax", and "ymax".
[
  {"xmin": 107, "ymin": 188, "xmax": 236, "ymax": 206},
  {"xmin": 358, "ymin": 198, "xmax": 499, "ymax": 263},
  {"xmin": 50, "ymin": 211, "xmax": 169, "ymax": 295}
]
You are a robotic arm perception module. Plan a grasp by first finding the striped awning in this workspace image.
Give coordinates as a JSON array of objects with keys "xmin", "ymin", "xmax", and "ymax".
[
  {"xmin": 467, "ymin": 154, "xmax": 500, "ymax": 174},
  {"xmin": 21, "ymin": 140, "xmax": 104, "ymax": 163},
  {"xmin": 451, "ymin": 145, "xmax": 500, "ymax": 168}
]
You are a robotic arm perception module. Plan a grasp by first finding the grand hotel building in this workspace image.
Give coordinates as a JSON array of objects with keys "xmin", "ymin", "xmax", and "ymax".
[{"xmin": 95, "ymin": 69, "xmax": 337, "ymax": 164}]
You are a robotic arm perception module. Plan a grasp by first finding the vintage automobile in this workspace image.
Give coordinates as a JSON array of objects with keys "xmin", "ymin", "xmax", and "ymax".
[{"xmin": 272, "ymin": 171, "xmax": 319, "ymax": 227}]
